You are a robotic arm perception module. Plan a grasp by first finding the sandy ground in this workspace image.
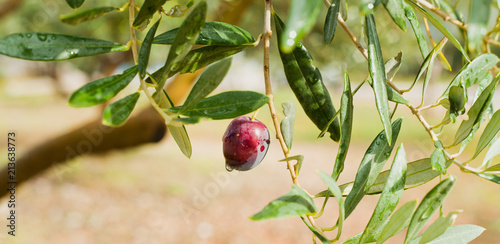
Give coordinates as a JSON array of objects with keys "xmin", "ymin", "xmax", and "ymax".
[
  {"xmin": 0, "ymin": 57, "xmax": 499, "ymax": 243},
  {"xmin": 0, "ymin": 89, "xmax": 499, "ymax": 244}
]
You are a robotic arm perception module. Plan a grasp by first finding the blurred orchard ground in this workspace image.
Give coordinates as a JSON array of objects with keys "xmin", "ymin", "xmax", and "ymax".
[{"xmin": 0, "ymin": 0, "xmax": 500, "ymax": 243}]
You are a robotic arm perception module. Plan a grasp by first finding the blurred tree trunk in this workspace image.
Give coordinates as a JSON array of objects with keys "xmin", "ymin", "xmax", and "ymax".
[{"xmin": 0, "ymin": 0, "xmax": 255, "ymax": 199}]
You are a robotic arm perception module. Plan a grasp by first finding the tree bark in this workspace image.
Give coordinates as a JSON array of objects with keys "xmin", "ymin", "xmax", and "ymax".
[{"xmin": 0, "ymin": 0, "xmax": 255, "ymax": 198}]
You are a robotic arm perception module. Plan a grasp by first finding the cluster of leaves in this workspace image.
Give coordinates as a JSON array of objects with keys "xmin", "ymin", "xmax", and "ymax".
[{"xmin": 1, "ymin": 0, "xmax": 499, "ymax": 243}]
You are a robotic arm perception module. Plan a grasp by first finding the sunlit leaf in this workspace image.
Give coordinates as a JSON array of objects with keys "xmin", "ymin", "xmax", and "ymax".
[
  {"xmin": 366, "ymin": 14, "xmax": 393, "ymax": 145},
  {"xmin": 430, "ymin": 146, "xmax": 447, "ymax": 174},
  {"xmin": 280, "ymin": 102, "xmax": 296, "ymax": 150},
  {"xmin": 482, "ymin": 137, "xmax": 500, "ymax": 166},
  {"xmin": 416, "ymin": 225, "xmax": 485, "ymax": 244},
  {"xmin": 453, "ymin": 77, "xmax": 498, "ymax": 145},
  {"xmin": 102, "ymin": 92, "xmax": 140, "ymax": 127},
  {"xmin": 475, "ymin": 173, "xmax": 500, "ymax": 184},
  {"xmin": 403, "ymin": 2, "xmax": 428, "ymax": 59},
  {"xmin": 344, "ymin": 118, "xmax": 402, "ymax": 218},
  {"xmin": 377, "ymin": 200, "xmax": 417, "ymax": 244},
  {"xmin": 360, "ymin": 144, "xmax": 407, "ymax": 243},
  {"xmin": 167, "ymin": 124, "xmax": 192, "ymax": 158},
  {"xmin": 319, "ymin": 171, "xmax": 345, "ymax": 241},
  {"xmin": 153, "ymin": 21, "xmax": 256, "ymax": 46},
  {"xmin": 280, "ymin": 0, "xmax": 323, "ymax": 53},
  {"xmin": 301, "ymin": 216, "xmax": 332, "ymax": 244},
  {"xmin": 333, "ymin": 72, "xmax": 353, "ymax": 179},
  {"xmin": 0, "ymin": 32, "xmax": 128, "ymax": 61},
  {"xmin": 418, "ymin": 211, "xmax": 459, "ymax": 244},
  {"xmin": 69, "ymin": 66, "xmax": 138, "ymax": 107},
  {"xmin": 406, "ymin": 0, "xmax": 469, "ymax": 61},
  {"xmin": 405, "ymin": 176, "xmax": 456, "ymax": 243},
  {"xmin": 473, "ymin": 109, "xmax": 500, "ymax": 159},
  {"xmin": 250, "ymin": 184, "xmax": 317, "ymax": 220},
  {"xmin": 383, "ymin": 0, "xmax": 407, "ymax": 31}
]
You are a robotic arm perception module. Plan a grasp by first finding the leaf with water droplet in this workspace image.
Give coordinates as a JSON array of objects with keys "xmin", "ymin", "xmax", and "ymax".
[
  {"xmin": 344, "ymin": 118, "xmax": 402, "ymax": 219},
  {"xmin": 280, "ymin": 0, "xmax": 323, "ymax": 53},
  {"xmin": 153, "ymin": 21, "xmax": 256, "ymax": 46},
  {"xmin": 170, "ymin": 91, "xmax": 269, "ymax": 120},
  {"xmin": 155, "ymin": 0, "xmax": 206, "ymax": 94},
  {"xmin": 133, "ymin": 0, "xmax": 168, "ymax": 28},
  {"xmin": 69, "ymin": 65, "xmax": 138, "ymax": 107},
  {"xmin": 0, "ymin": 32, "xmax": 128, "ymax": 61},
  {"xmin": 102, "ymin": 92, "xmax": 140, "ymax": 127},
  {"xmin": 61, "ymin": 6, "xmax": 119, "ymax": 25}
]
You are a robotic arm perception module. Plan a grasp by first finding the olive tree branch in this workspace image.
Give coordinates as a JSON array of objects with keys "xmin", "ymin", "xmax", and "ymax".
[
  {"xmin": 264, "ymin": 0, "xmax": 328, "ymax": 240},
  {"xmin": 412, "ymin": 0, "xmax": 467, "ymax": 30}
]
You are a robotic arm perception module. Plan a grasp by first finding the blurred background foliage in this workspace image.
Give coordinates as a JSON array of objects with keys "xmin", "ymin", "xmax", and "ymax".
[{"xmin": 2, "ymin": 0, "xmax": 491, "ymax": 87}]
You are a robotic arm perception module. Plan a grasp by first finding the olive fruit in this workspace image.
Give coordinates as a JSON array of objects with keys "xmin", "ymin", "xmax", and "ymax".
[{"xmin": 222, "ymin": 116, "xmax": 271, "ymax": 171}]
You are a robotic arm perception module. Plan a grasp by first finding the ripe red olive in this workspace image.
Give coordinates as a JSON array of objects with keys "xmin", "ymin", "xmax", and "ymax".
[{"xmin": 222, "ymin": 116, "xmax": 271, "ymax": 171}]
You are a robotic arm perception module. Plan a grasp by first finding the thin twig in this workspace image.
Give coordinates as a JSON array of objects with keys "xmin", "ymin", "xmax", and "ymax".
[{"xmin": 413, "ymin": 0, "xmax": 467, "ymax": 30}]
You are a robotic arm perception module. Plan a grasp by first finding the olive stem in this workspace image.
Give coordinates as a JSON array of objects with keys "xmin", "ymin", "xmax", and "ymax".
[
  {"xmin": 263, "ymin": 0, "xmax": 327, "ymax": 239},
  {"xmin": 128, "ymin": 0, "xmax": 172, "ymax": 123}
]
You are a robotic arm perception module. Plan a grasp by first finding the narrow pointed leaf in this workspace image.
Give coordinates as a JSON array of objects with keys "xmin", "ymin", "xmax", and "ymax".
[
  {"xmin": 430, "ymin": 147, "xmax": 447, "ymax": 174},
  {"xmin": 132, "ymin": 0, "xmax": 168, "ymax": 28},
  {"xmin": 439, "ymin": 54, "xmax": 498, "ymax": 101},
  {"xmin": 171, "ymin": 91, "xmax": 269, "ymax": 120},
  {"xmin": 406, "ymin": 0, "xmax": 469, "ymax": 61},
  {"xmin": 404, "ymin": 2, "xmax": 428, "ymax": 59},
  {"xmin": 366, "ymin": 14, "xmax": 393, "ymax": 144},
  {"xmin": 157, "ymin": 90, "xmax": 192, "ymax": 157},
  {"xmin": 156, "ymin": 0, "xmax": 206, "ymax": 91},
  {"xmin": 61, "ymin": 6, "xmax": 118, "ymax": 25},
  {"xmin": 324, "ymin": 0, "xmax": 341, "ymax": 44},
  {"xmin": 279, "ymin": 155, "xmax": 304, "ymax": 176},
  {"xmin": 300, "ymin": 216, "xmax": 332, "ymax": 244},
  {"xmin": 482, "ymin": 137, "xmax": 500, "ymax": 166},
  {"xmin": 468, "ymin": 0, "xmax": 491, "ymax": 53},
  {"xmin": 473, "ymin": 109, "xmax": 500, "ymax": 159},
  {"xmin": 250, "ymin": 184, "xmax": 317, "ymax": 220},
  {"xmin": 69, "ymin": 65, "xmax": 138, "ymax": 107},
  {"xmin": 344, "ymin": 118, "xmax": 402, "ymax": 218},
  {"xmin": 418, "ymin": 211, "xmax": 458, "ymax": 244},
  {"xmin": 280, "ymin": 0, "xmax": 323, "ymax": 53},
  {"xmin": 360, "ymin": 144, "xmax": 407, "ymax": 243},
  {"xmin": 475, "ymin": 173, "xmax": 500, "ymax": 184},
  {"xmin": 405, "ymin": 176, "xmax": 456, "ymax": 243},
  {"xmin": 175, "ymin": 45, "xmax": 253, "ymax": 74},
  {"xmin": 102, "ymin": 92, "xmax": 140, "ymax": 126},
  {"xmin": 167, "ymin": 124, "xmax": 192, "ymax": 158},
  {"xmin": 361, "ymin": 144, "xmax": 407, "ymax": 241},
  {"xmin": 153, "ymin": 21, "xmax": 256, "ymax": 46},
  {"xmin": 453, "ymin": 77, "xmax": 498, "ymax": 145},
  {"xmin": 280, "ymin": 102, "xmax": 296, "ymax": 150},
  {"xmin": 367, "ymin": 53, "xmax": 409, "ymax": 105},
  {"xmin": 377, "ymin": 200, "xmax": 418, "ymax": 244},
  {"xmin": 333, "ymin": 72, "xmax": 353, "ymax": 179},
  {"xmin": 0, "ymin": 32, "xmax": 128, "ymax": 61},
  {"xmin": 66, "ymin": 0, "xmax": 84, "ymax": 9},
  {"xmin": 319, "ymin": 172, "xmax": 344, "ymax": 241},
  {"xmin": 383, "ymin": 0, "xmax": 407, "ymax": 31},
  {"xmin": 417, "ymin": 225, "xmax": 485, "ymax": 244},
  {"xmin": 274, "ymin": 12, "xmax": 341, "ymax": 141},
  {"xmin": 316, "ymin": 158, "xmax": 452, "ymax": 198},
  {"xmin": 139, "ymin": 20, "xmax": 161, "ymax": 79},
  {"xmin": 181, "ymin": 57, "xmax": 232, "ymax": 112},
  {"xmin": 412, "ymin": 38, "xmax": 447, "ymax": 103}
]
